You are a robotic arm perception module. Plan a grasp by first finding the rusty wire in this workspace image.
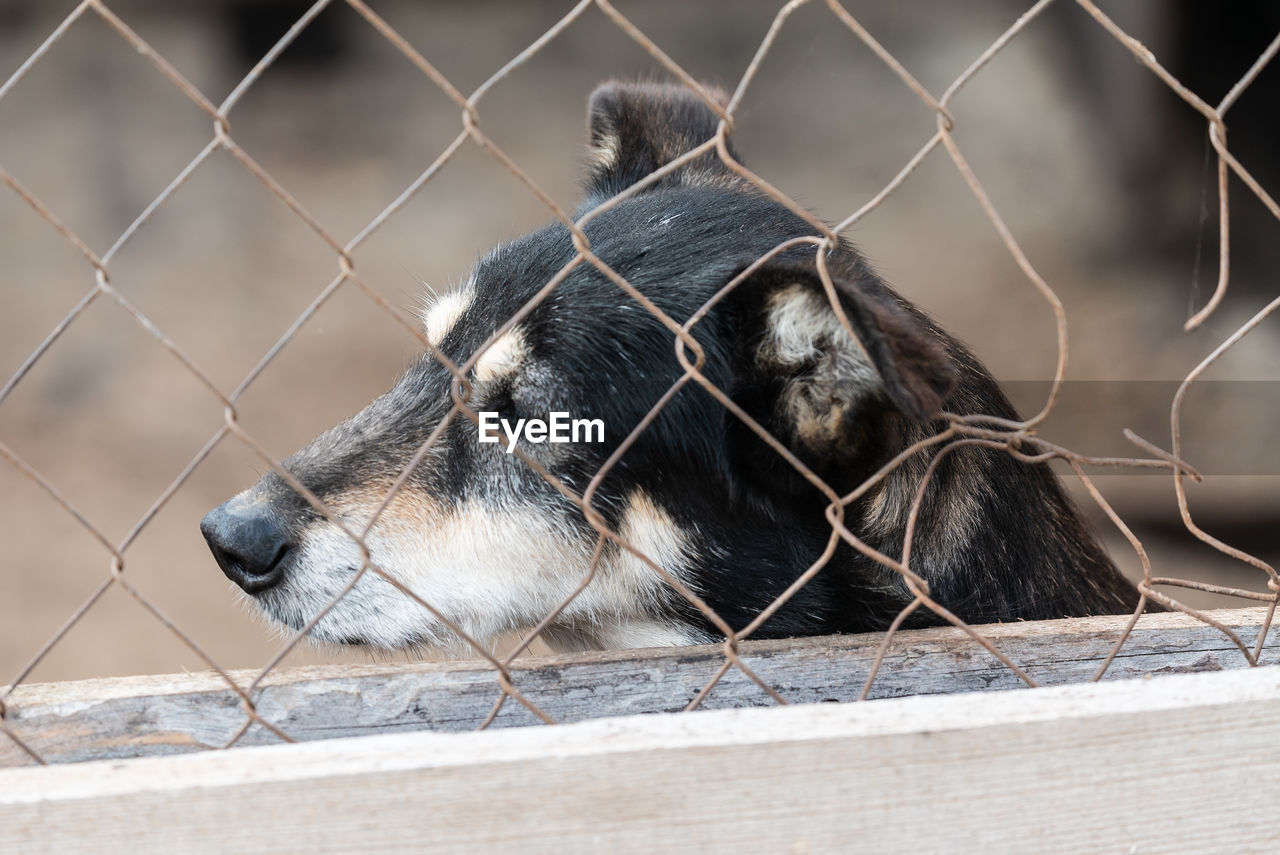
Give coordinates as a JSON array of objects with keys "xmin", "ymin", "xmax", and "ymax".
[{"xmin": 0, "ymin": 0, "xmax": 1278, "ymax": 764}]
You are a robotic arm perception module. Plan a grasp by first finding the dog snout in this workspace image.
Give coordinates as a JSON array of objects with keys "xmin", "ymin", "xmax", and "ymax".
[{"xmin": 201, "ymin": 501, "xmax": 292, "ymax": 594}]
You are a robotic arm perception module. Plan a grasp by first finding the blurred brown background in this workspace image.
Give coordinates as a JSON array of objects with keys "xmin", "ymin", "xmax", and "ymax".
[{"xmin": 1, "ymin": 0, "xmax": 1277, "ymax": 684}]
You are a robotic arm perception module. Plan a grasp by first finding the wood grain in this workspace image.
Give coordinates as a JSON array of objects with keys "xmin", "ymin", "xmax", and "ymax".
[
  {"xmin": 2, "ymin": 664, "xmax": 1279, "ymax": 854},
  {"xmin": 1, "ymin": 606, "xmax": 1273, "ymax": 766}
]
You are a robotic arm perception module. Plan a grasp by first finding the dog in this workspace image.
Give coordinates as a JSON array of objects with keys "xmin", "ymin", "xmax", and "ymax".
[{"xmin": 200, "ymin": 81, "xmax": 1141, "ymax": 652}]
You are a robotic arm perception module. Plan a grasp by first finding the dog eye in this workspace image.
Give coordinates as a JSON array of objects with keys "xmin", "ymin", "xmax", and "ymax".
[{"xmin": 485, "ymin": 386, "xmax": 517, "ymax": 416}]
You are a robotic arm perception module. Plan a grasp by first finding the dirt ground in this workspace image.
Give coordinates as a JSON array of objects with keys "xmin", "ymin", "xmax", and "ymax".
[{"xmin": 0, "ymin": 0, "xmax": 1276, "ymax": 684}]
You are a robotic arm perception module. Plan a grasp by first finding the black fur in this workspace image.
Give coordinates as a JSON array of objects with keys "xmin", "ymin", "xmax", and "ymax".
[{"xmin": 203, "ymin": 81, "xmax": 1142, "ymax": 647}]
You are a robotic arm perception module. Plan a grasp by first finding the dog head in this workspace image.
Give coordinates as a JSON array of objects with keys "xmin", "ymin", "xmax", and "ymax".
[{"xmin": 200, "ymin": 81, "xmax": 959, "ymax": 651}]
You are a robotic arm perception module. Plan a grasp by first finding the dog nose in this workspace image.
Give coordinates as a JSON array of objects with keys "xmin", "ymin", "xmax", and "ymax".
[{"xmin": 200, "ymin": 502, "xmax": 292, "ymax": 594}]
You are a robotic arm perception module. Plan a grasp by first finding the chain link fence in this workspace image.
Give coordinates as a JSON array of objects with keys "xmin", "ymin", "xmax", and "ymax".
[{"xmin": 1, "ymin": 0, "xmax": 1278, "ymax": 765}]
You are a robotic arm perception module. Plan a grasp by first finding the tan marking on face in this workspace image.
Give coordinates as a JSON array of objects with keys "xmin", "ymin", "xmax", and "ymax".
[
  {"xmin": 279, "ymin": 482, "xmax": 698, "ymax": 652},
  {"xmin": 329, "ymin": 482, "xmax": 445, "ymax": 535},
  {"xmin": 421, "ymin": 288, "xmax": 474, "ymax": 346},
  {"xmin": 612, "ymin": 490, "xmax": 693, "ymax": 589},
  {"xmin": 474, "ymin": 327, "xmax": 526, "ymax": 384}
]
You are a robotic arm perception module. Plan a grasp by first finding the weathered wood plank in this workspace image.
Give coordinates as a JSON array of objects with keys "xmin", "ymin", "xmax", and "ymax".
[
  {"xmin": 1, "ymin": 606, "xmax": 1273, "ymax": 766},
  {"xmin": 3, "ymin": 666, "xmax": 1280, "ymax": 854}
]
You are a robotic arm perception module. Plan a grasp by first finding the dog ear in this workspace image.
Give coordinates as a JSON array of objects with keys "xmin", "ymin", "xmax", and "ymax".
[
  {"xmin": 584, "ymin": 80, "xmax": 743, "ymax": 200},
  {"xmin": 730, "ymin": 258, "xmax": 957, "ymax": 461}
]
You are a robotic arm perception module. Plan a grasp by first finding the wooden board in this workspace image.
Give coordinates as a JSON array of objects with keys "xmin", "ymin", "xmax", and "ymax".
[
  {"xmin": 1, "ymin": 607, "xmax": 1273, "ymax": 766},
  {"xmin": 2, "ymin": 664, "xmax": 1279, "ymax": 854}
]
